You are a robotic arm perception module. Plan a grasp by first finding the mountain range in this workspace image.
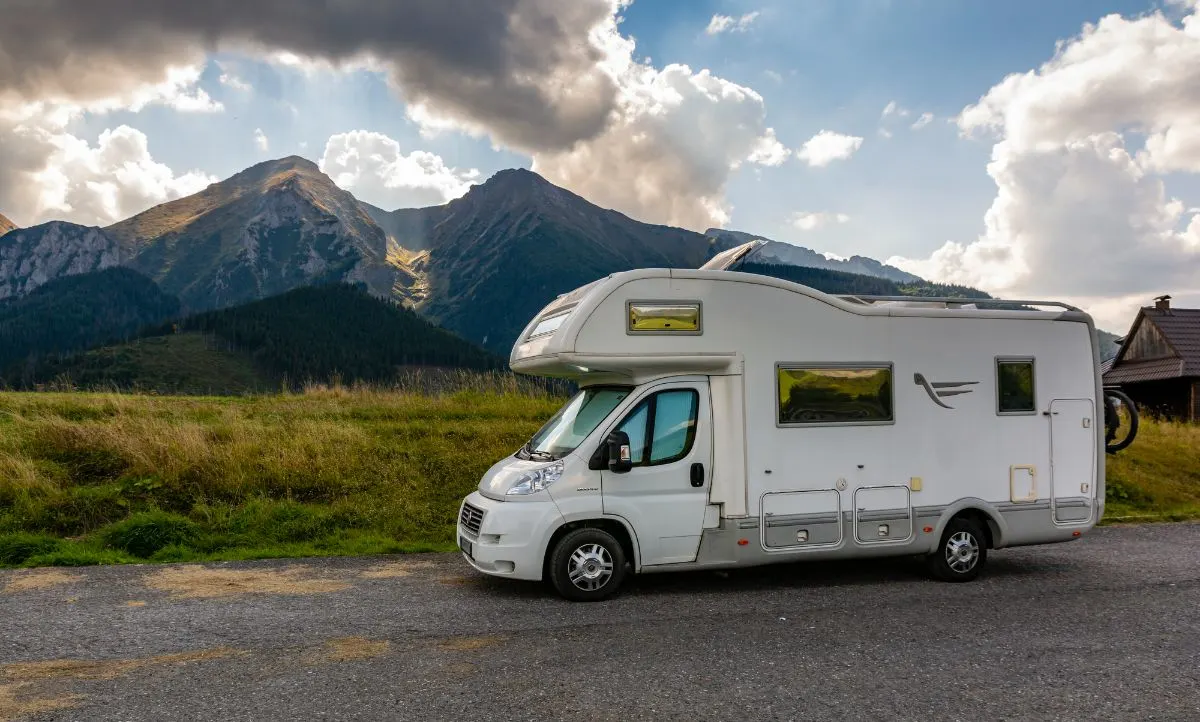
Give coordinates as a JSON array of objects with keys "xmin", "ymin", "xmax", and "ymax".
[{"xmin": 1, "ymin": 155, "xmax": 1067, "ymax": 382}]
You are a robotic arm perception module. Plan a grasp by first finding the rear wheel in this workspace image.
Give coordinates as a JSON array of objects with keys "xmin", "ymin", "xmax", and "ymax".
[
  {"xmin": 548, "ymin": 528, "xmax": 627, "ymax": 602},
  {"xmin": 926, "ymin": 517, "xmax": 987, "ymax": 582}
]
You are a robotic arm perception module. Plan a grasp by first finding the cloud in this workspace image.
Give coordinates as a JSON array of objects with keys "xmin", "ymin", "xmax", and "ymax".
[
  {"xmin": 791, "ymin": 211, "xmax": 850, "ymax": 231},
  {"xmin": 254, "ymin": 128, "xmax": 270, "ymax": 153},
  {"xmin": 889, "ymin": 6, "xmax": 1200, "ymax": 329},
  {"xmin": 533, "ymin": 61, "xmax": 783, "ymax": 230},
  {"xmin": 911, "ymin": 112, "xmax": 934, "ymax": 130},
  {"xmin": 0, "ymin": 0, "xmax": 622, "ymax": 154},
  {"xmin": 881, "ymin": 101, "xmax": 910, "ymax": 119},
  {"xmin": 12, "ymin": 123, "xmax": 215, "ymax": 227},
  {"xmin": 0, "ymin": 1, "xmax": 777, "ymax": 234},
  {"xmin": 764, "ymin": 70, "xmax": 783, "ymax": 83},
  {"xmin": 218, "ymin": 67, "xmax": 252, "ymax": 92},
  {"xmin": 319, "ymin": 130, "xmax": 479, "ymax": 209},
  {"xmin": 747, "ymin": 129, "xmax": 791, "ymax": 166},
  {"xmin": 797, "ymin": 130, "xmax": 864, "ymax": 167},
  {"xmin": 706, "ymin": 12, "xmax": 761, "ymax": 35},
  {"xmin": 0, "ymin": 66, "xmax": 221, "ymax": 227}
]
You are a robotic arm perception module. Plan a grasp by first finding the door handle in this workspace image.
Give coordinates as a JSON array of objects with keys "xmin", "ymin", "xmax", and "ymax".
[{"xmin": 690, "ymin": 463, "xmax": 705, "ymax": 488}]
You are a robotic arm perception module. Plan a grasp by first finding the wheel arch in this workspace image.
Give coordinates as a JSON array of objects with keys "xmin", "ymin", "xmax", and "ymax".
[
  {"xmin": 933, "ymin": 499, "xmax": 1007, "ymax": 550},
  {"xmin": 542, "ymin": 515, "xmax": 640, "ymax": 580}
]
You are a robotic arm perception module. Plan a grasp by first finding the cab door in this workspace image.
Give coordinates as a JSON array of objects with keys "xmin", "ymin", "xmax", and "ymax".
[{"xmin": 601, "ymin": 380, "xmax": 712, "ymax": 566}]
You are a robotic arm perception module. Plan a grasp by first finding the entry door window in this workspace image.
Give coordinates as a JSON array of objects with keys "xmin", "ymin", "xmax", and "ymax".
[{"xmin": 615, "ymin": 389, "xmax": 700, "ymax": 467}]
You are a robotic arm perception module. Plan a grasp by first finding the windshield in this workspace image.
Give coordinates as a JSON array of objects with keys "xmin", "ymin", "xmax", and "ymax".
[{"xmin": 522, "ymin": 386, "xmax": 632, "ymax": 460}]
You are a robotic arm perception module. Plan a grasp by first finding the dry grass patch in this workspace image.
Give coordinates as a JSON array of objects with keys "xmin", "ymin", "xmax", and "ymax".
[
  {"xmin": 0, "ymin": 648, "xmax": 240, "ymax": 722},
  {"xmin": 359, "ymin": 561, "xmax": 435, "ymax": 579},
  {"xmin": 0, "ymin": 683, "xmax": 80, "ymax": 722},
  {"xmin": 309, "ymin": 637, "xmax": 392, "ymax": 664},
  {"xmin": 2, "ymin": 569, "xmax": 83, "ymax": 594},
  {"xmin": 437, "ymin": 635, "xmax": 505, "ymax": 652},
  {"xmin": 124, "ymin": 600, "xmax": 147, "ymax": 607},
  {"xmin": 144, "ymin": 565, "xmax": 351, "ymax": 599}
]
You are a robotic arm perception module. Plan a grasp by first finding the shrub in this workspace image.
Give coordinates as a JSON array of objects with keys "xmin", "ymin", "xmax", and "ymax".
[
  {"xmin": 101, "ymin": 511, "xmax": 198, "ymax": 558},
  {"xmin": 0, "ymin": 532, "xmax": 62, "ymax": 566}
]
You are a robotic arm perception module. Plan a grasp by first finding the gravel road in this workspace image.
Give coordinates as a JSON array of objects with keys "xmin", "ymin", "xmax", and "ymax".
[{"xmin": 1, "ymin": 523, "xmax": 1197, "ymax": 721}]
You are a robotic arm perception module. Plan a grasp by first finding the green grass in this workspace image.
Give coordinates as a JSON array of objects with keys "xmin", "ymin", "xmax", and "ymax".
[
  {"xmin": 0, "ymin": 386, "xmax": 562, "ymax": 568},
  {"xmin": 0, "ymin": 389, "xmax": 1194, "ymax": 569},
  {"xmin": 1104, "ymin": 417, "xmax": 1200, "ymax": 522}
]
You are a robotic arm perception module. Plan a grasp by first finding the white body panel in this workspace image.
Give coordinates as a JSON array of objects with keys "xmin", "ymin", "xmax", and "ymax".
[{"xmin": 457, "ymin": 268, "xmax": 1105, "ymax": 582}]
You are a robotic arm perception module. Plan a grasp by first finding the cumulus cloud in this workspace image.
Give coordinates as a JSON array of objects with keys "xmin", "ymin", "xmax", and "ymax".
[
  {"xmin": 797, "ymin": 130, "xmax": 864, "ymax": 167},
  {"xmin": 0, "ymin": 66, "xmax": 221, "ymax": 227},
  {"xmin": 16, "ymin": 123, "xmax": 215, "ymax": 227},
  {"xmin": 319, "ymin": 130, "xmax": 479, "ymax": 209},
  {"xmin": 706, "ymin": 12, "xmax": 760, "ymax": 35},
  {"xmin": 0, "ymin": 0, "xmax": 622, "ymax": 154},
  {"xmin": 254, "ymin": 128, "xmax": 270, "ymax": 153},
  {"xmin": 791, "ymin": 211, "xmax": 850, "ymax": 231},
  {"xmin": 533, "ymin": 60, "xmax": 784, "ymax": 230},
  {"xmin": 889, "ymin": 6, "xmax": 1200, "ymax": 329}
]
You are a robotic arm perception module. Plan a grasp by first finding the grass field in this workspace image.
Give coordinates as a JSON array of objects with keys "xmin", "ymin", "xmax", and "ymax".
[{"xmin": 0, "ymin": 388, "xmax": 1196, "ymax": 568}]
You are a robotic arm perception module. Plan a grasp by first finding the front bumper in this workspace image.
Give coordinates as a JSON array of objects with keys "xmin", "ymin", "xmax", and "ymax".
[{"xmin": 457, "ymin": 491, "xmax": 563, "ymax": 581}]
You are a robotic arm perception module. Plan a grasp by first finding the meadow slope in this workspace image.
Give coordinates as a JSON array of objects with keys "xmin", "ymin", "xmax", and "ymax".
[{"xmin": 0, "ymin": 388, "xmax": 1195, "ymax": 568}]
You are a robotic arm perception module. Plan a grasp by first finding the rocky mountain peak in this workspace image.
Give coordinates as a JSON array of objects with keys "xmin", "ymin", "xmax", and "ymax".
[
  {"xmin": 0, "ymin": 212, "xmax": 16, "ymax": 237},
  {"xmin": 0, "ymin": 221, "xmax": 121, "ymax": 300}
]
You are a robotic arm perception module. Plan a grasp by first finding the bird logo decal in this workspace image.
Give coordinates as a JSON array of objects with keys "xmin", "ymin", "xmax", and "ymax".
[{"xmin": 914, "ymin": 373, "xmax": 978, "ymax": 409}]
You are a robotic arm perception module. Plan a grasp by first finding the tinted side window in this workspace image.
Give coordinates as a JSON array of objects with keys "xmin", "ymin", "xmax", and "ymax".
[
  {"xmin": 614, "ymin": 389, "xmax": 700, "ymax": 467},
  {"xmin": 777, "ymin": 366, "xmax": 893, "ymax": 425},
  {"xmin": 997, "ymin": 359, "xmax": 1035, "ymax": 414},
  {"xmin": 649, "ymin": 390, "xmax": 699, "ymax": 464}
]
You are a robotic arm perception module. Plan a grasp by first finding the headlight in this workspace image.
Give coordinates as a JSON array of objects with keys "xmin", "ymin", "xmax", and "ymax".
[{"xmin": 506, "ymin": 461, "xmax": 565, "ymax": 496}]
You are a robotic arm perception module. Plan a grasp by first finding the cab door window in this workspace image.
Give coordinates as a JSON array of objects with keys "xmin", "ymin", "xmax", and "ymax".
[{"xmin": 615, "ymin": 389, "xmax": 699, "ymax": 467}]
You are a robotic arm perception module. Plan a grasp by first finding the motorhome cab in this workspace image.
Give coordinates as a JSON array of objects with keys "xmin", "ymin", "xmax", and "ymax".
[{"xmin": 457, "ymin": 241, "xmax": 1118, "ymax": 601}]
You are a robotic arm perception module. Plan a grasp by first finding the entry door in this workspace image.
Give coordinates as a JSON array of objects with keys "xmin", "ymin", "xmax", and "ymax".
[
  {"xmin": 601, "ymin": 381, "xmax": 712, "ymax": 566},
  {"xmin": 1049, "ymin": 399, "xmax": 1096, "ymax": 524}
]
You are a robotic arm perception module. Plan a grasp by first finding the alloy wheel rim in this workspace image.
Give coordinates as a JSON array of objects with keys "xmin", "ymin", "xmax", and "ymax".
[
  {"xmin": 945, "ymin": 531, "xmax": 980, "ymax": 573},
  {"xmin": 568, "ymin": 543, "xmax": 614, "ymax": 591}
]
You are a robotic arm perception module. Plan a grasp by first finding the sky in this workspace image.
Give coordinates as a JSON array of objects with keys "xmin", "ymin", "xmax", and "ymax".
[{"xmin": 1, "ymin": 0, "xmax": 1199, "ymax": 331}]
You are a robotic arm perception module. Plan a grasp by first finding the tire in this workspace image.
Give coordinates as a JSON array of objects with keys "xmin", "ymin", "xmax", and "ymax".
[
  {"xmin": 548, "ymin": 528, "xmax": 627, "ymax": 602},
  {"xmin": 926, "ymin": 517, "xmax": 988, "ymax": 582}
]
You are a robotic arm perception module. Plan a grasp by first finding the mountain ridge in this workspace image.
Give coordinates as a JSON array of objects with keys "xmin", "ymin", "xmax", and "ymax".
[
  {"xmin": 0, "ymin": 213, "xmax": 15, "ymax": 236},
  {"xmin": 705, "ymin": 228, "xmax": 923, "ymax": 284}
]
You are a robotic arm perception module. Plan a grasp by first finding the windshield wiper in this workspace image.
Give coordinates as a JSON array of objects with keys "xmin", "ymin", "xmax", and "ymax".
[{"xmin": 522, "ymin": 441, "xmax": 555, "ymax": 461}]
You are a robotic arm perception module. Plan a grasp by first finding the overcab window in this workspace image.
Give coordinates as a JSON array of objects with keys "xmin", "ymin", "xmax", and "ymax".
[{"xmin": 777, "ymin": 365, "xmax": 894, "ymax": 425}]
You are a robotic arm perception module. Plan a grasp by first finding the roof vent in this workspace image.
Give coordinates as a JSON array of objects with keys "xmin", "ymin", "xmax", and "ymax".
[{"xmin": 1154, "ymin": 294, "xmax": 1172, "ymax": 312}]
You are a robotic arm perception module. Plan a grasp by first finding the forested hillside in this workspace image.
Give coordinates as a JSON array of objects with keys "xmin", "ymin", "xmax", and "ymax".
[
  {"xmin": 0, "ymin": 268, "xmax": 180, "ymax": 384},
  {"xmin": 26, "ymin": 284, "xmax": 502, "ymax": 392}
]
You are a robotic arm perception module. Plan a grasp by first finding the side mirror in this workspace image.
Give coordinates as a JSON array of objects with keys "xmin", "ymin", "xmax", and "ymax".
[{"xmin": 606, "ymin": 430, "xmax": 633, "ymax": 473}]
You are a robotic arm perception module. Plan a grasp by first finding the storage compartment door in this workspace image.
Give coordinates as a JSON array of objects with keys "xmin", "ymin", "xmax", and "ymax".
[
  {"xmin": 853, "ymin": 486, "xmax": 913, "ymax": 544},
  {"xmin": 1050, "ymin": 399, "xmax": 1096, "ymax": 525},
  {"xmin": 760, "ymin": 490, "xmax": 842, "ymax": 550}
]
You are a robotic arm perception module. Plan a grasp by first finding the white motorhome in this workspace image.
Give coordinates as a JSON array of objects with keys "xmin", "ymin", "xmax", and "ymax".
[{"xmin": 457, "ymin": 241, "xmax": 1121, "ymax": 601}]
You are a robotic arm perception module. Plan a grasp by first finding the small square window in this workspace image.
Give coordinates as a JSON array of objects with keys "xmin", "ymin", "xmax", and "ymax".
[{"xmin": 997, "ymin": 359, "xmax": 1035, "ymax": 414}]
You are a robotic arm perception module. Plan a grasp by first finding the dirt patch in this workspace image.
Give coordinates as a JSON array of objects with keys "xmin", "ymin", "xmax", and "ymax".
[
  {"xmin": 1, "ymin": 648, "xmax": 241, "ymax": 683},
  {"xmin": 0, "ymin": 683, "xmax": 80, "ymax": 722},
  {"xmin": 144, "ymin": 565, "xmax": 351, "ymax": 599},
  {"xmin": 2, "ymin": 569, "xmax": 83, "ymax": 594},
  {"xmin": 0, "ymin": 648, "xmax": 239, "ymax": 721},
  {"xmin": 435, "ymin": 574, "xmax": 487, "ymax": 587},
  {"xmin": 307, "ymin": 637, "xmax": 392, "ymax": 664},
  {"xmin": 125, "ymin": 601, "xmax": 147, "ymax": 607},
  {"xmin": 437, "ymin": 635, "xmax": 505, "ymax": 652},
  {"xmin": 359, "ymin": 561, "xmax": 434, "ymax": 579}
]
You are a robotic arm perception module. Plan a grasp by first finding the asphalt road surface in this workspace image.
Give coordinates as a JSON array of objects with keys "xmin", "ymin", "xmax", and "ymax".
[{"xmin": 1, "ymin": 523, "xmax": 1197, "ymax": 721}]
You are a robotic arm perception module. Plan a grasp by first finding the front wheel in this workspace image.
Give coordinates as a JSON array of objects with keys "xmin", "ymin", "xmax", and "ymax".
[
  {"xmin": 926, "ymin": 518, "xmax": 988, "ymax": 582},
  {"xmin": 548, "ymin": 528, "xmax": 627, "ymax": 602}
]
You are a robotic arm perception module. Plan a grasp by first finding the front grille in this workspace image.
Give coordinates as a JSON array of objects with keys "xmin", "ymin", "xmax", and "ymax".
[{"xmin": 460, "ymin": 503, "xmax": 485, "ymax": 535}]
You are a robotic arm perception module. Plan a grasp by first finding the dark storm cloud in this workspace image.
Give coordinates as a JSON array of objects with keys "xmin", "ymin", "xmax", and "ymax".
[{"xmin": 0, "ymin": 0, "xmax": 620, "ymax": 151}]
